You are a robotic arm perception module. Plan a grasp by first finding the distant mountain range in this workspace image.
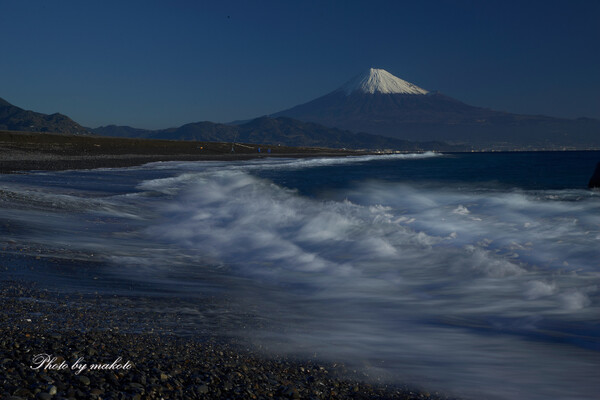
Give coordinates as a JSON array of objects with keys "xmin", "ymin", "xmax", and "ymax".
[
  {"xmin": 273, "ymin": 68, "xmax": 600, "ymax": 149},
  {"xmin": 0, "ymin": 97, "xmax": 89, "ymax": 135},
  {"xmin": 93, "ymin": 116, "xmax": 459, "ymax": 151},
  {"xmin": 2, "ymin": 68, "xmax": 599, "ymax": 150},
  {"xmin": 0, "ymin": 96, "xmax": 460, "ymax": 150}
]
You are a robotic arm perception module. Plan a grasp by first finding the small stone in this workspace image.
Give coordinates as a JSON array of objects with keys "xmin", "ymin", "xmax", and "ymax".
[
  {"xmin": 128, "ymin": 382, "xmax": 145, "ymax": 391},
  {"xmin": 48, "ymin": 386, "xmax": 57, "ymax": 395},
  {"xmin": 279, "ymin": 385, "xmax": 300, "ymax": 399},
  {"xmin": 78, "ymin": 375, "xmax": 90, "ymax": 386},
  {"xmin": 39, "ymin": 373, "xmax": 54, "ymax": 383},
  {"xmin": 197, "ymin": 384, "xmax": 209, "ymax": 394},
  {"xmin": 135, "ymin": 374, "xmax": 147, "ymax": 385},
  {"xmin": 13, "ymin": 389, "xmax": 32, "ymax": 397},
  {"xmin": 36, "ymin": 393, "xmax": 52, "ymax": 400}
]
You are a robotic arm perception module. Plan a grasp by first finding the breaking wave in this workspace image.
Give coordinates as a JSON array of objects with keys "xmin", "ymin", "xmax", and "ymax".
[
  {"xmin": 0, "ymin": 154, "xmax": 598, "ymax": 400},
  {"xmin": 135, "ymin": 165, "xmax": 599, "ymax": 400}
]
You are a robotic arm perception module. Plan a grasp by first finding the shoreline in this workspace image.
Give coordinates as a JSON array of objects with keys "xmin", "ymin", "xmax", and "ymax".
[
  {"xmin": 0, "ymin": 130, "xmax": 372, "ymax": 174},
  {"xmin": 0, "ymin": 152, "xmax": 367, "ymax": 174},
  {"xmin": 2, "ymin": 130, "xmax": 598, "ymax": 174},
  {"xmin": 0, "ymin": 131, "xmax": 450, "ymax": 399},
  {"xmin": 0, "ymin": 279, "xmax": 451, "ymax": 400},
  {"xmin": 1, "ymin": 132, "xmax": 597, "ymax": 399}
]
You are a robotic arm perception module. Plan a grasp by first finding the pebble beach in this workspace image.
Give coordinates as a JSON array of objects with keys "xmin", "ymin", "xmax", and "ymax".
[
  {"xmin": 0, "ymin": 133, "xmax": 449, "ymax": 400},
  {"xmin": 0, "ymin": 281, "xmax": 450, "ymax": 400}
]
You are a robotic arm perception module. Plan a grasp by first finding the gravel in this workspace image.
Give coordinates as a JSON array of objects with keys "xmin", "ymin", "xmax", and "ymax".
[{"xmin": 0, "ymin": 281, "xmax": 457, "ymax": 400}]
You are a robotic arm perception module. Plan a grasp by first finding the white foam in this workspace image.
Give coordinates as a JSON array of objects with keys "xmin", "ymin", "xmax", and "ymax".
[
  {"xmin": 142, "ymin": 152, "xmax": 442, "ymax": 175},
  {"xmin": 453, "ymin": 205, "xmax": 470, "ymax": 215},
  {"xmin": 559, "ymin": 287, "xmax": 596, "ymax": 311},
  {"xmin": 135, "ymin": 169, "xmax": 599, "ymax": 399},
  {"xmin": 1, "ymin": 157, "xmax": 599, "ymax": 400}
]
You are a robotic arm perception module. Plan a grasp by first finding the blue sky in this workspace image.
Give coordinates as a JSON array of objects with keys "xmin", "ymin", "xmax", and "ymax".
[{"xmin": 1, "ymin": 0, "xmax": 598, "ymax": 129}]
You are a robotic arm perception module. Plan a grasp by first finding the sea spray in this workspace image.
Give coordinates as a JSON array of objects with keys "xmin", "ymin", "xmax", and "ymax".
[{"xmin": 0, "ymin": 153, "xmax": 598, "ymax": 400}]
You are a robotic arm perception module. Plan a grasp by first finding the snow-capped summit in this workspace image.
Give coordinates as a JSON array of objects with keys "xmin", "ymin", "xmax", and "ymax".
[
  {"xmin": 341, "ymin": 68, "xmax": 429, "ymax": 95},
  {"xmin": 272, "ymin": 67, "xmax": 600, "ymax": 148}
]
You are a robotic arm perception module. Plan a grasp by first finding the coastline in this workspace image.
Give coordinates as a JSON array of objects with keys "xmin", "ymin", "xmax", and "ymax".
[
  {"xmin": 2, "ymin": 138, "xmax": 597, "ymax": 399},
  {"xmin": 0, "ymin": 130, "xmax": 370, "ymax": 174},
  {"xmin": 0, "ymin": 132, "xmax": 449, "ymax": 399},
  {"xmin": 0, "ymin": 279, "xmax": 449, "ymax": 400}
]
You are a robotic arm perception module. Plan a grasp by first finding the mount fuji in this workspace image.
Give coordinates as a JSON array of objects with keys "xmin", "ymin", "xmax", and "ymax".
[
  {"xmin": 273, "ymin": 68, "xmax": 600, "ymax": 149},
  {"xmin": 340, "ymin": 68, "xmax": 429, "ymax": 95}
]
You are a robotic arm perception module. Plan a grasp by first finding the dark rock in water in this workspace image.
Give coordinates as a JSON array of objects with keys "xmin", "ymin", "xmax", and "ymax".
[{"xmin": 589, "ymin": 162, "xmax": 600, "ymax": 188}]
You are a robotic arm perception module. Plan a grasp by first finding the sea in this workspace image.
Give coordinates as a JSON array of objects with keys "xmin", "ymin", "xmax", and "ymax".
[{"xmin": 1, "ymin": 151, "xmax": 599, "ymax": 400}]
